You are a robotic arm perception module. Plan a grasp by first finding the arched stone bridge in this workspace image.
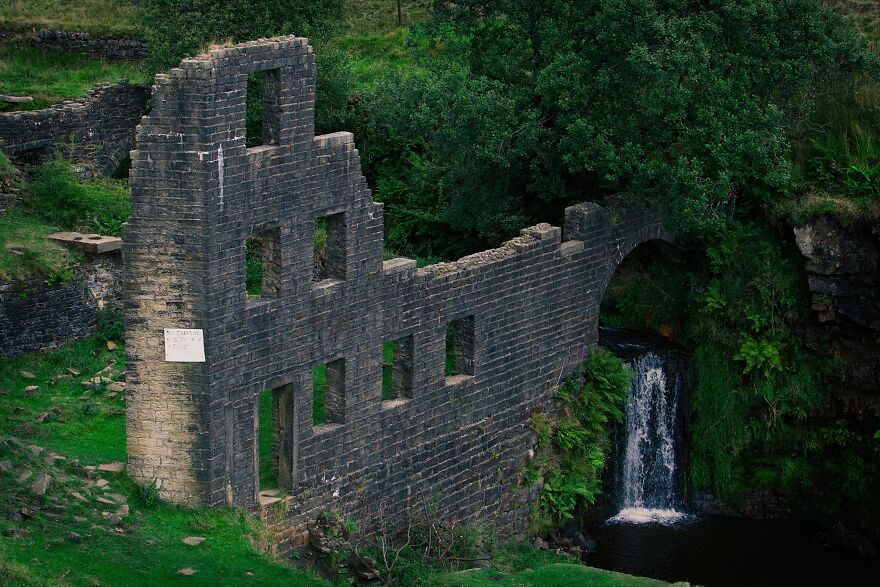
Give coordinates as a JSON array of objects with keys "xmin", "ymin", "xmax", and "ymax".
[{"xmin": 123, "ymin": 37, "xmax": 673, "ymax": 550}]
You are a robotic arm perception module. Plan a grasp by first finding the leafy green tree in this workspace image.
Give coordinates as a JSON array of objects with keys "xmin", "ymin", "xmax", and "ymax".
[
  {"xmin": 428, "ymin": 0, "xmax": 876, "ymax": 235},
  {"xmin": 356, "ymin": 62, "xmax": 542, "ymax": 257}
]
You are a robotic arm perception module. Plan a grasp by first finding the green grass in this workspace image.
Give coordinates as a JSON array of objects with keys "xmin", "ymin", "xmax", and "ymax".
[
  {"xmin": 343, "ymin": 0, "xmax": 431, "ymax": 36},
  {"xmin": 415, "ymin": 544, "xmax": 669, "ymax": 587},
  {"xmin": 0, "ymin": 208, "xmax": 80, "ymax": 281},
  {"xmin": 775, "ymin": 0, "xmax": 880, "ymax": 226},
  {"xmin": 312, "ymin": 364, "xmax": 327, "ymax": 425},
  {"xmin": 0, "ymin": 0, "xmax": 139, "ymax": 36},
  {"xmin": 25, "ymin": 158, "xmax": 131, "ymax": 236},
  {"xmin": 383, "ymin": 339, "xmax": 395, "ymax": 399},
  {"xmin": 0, "ymin": 332, "xmax": 126, "ymax": 462},
  {"xmin": 0, "ymin": 158, "xmax": 132, "ymax": 281},
  {"xmin": 423, "ymin": 563, "xmax": 669, "ymax": 587},
  {"xmin": 0, "ymin": 42, "xmax": 145, "ymax": 112}
]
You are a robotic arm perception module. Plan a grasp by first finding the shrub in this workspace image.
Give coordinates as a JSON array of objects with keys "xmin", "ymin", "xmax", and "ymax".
[
  {"xmin": 25, "ymin": 158, "xmax": 130, "ymax": 236},
  {"xmin": 528, "ymin": 348, "xmax": 631, "ymax": 531}
]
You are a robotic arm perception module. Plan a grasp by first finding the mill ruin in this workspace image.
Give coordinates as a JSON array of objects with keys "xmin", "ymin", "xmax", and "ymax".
[{"xmin": 123, "ymin": 36, "xmax": 673, "ymax": 550}]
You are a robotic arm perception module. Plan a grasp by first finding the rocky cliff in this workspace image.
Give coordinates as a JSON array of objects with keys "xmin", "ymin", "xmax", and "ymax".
[{"xmin": 794, "ymin": 217, "xmax": 880, "ymax": 421}]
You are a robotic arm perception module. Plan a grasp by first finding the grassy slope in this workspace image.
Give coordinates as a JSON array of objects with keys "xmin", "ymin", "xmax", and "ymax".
[
  {"xmin": 0, "ymin": 160, "xmax": 131, "ymax": 281},
  {"xmin": 0, "ymin": 208, "xmax": 80, "ymax": 281},
  {"xmin": 425, "ymin": 564, "xmax": 668, "ymax": 587},
  {"xmin": 0, "ymin": 335, "xmax": 328, "ymax": 586},
  {"xmin": 0, "ymin": 0, "xmax": 138, "ymax": 36},
  {"xmin": 0, "ymin": 42, "xmax": 145, "ymax": 111}
]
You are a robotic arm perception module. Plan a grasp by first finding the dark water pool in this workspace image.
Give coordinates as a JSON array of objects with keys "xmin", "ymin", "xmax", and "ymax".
[{"xmin": 585, "ymin": 516, "xmax": 880, "ymax": 586}]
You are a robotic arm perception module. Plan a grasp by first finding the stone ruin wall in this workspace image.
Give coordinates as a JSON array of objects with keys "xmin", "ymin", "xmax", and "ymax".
[
  {"xmin": 0, "ymin": 81, "xmax": 148, "ymax": 176},
  {"xmin": 32, "ymin": 29, "xmax": 149, "ymax": 61},
  {"xmin": 123, "ymin": 37, "xmax": 672, "ymax": 552},
  {"xmin": 0, "ymin": 254, "xmax": 121, "ymax": 357}
]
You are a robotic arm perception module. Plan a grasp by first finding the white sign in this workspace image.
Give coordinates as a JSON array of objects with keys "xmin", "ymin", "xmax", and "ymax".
[{"xmin": 164, "ymin": 328, "xmax": 206, "ymax": 363}]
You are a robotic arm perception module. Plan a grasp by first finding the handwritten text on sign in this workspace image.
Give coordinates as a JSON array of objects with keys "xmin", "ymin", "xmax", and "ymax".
[{"xmin": 164, "ymin": 328, "xmax": 206, "ymax": 362}]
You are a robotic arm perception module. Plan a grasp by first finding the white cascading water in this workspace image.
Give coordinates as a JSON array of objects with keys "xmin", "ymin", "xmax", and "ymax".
[{"xmin": 609, "ymin": 352, "xmax": 689, "ymax": 524}]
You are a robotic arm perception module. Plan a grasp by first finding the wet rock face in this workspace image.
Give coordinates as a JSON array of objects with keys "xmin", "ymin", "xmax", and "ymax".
[{"xmin": 794, "ymin": 217, "xmax": 880, "ymax": 421}]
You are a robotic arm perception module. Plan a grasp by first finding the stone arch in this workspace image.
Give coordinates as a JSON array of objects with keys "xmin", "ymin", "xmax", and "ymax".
[{"xmin": 562, "ymin": 196, "xmax": 675, "ymax": 314}]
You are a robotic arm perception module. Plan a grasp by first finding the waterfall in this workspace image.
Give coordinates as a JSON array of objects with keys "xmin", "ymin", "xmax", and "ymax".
[{"xmin": 609, "ymin": 350, "xmax": 689, "ymax": 524}]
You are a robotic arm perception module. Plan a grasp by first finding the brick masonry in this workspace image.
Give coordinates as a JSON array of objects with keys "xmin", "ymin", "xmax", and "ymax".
[
  {"xmin": 0, "ymin": 81, "xmax": 149, "ymax": 176},
  {"xmin": 123, "ymin": 37, "xmax": 673, "ymax": 550}
]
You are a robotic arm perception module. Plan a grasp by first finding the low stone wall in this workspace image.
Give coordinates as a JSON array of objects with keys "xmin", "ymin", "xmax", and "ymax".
[
  {"xmin": 0, "ymin": 81, "xmax": 149, "ymax": 176},
  {"xmin": 0, "ymin": 254, "xmax": 121, "ymax": 357},
  {"xmin": 32, "ymin": 29, "xmax": 148, "ymax": 61}
]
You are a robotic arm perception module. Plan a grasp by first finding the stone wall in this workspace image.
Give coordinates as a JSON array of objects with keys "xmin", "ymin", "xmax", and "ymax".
[
  {"xmin": 123, "ymin": 38, "xmax": 673, "ymax": 550},
  {"xmin": 794, "ymin": 217, "xmax": 880, "ymax": 421},
  {"xmin": 0, "ymin": 81, "xmax": 149, "ymax": 176},
  {"xmin": 32, "ymin": 29, "xmax": 148, "ymax": 61},
  {"xmin": 0, "ymin": 254, "xmax": 121, "ymax": 357}
]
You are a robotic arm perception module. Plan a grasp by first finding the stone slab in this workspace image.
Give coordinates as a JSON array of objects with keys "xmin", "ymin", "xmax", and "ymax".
[{"xmin": 47, "ymin": 232, "xmax": 122, "ymax": 254}]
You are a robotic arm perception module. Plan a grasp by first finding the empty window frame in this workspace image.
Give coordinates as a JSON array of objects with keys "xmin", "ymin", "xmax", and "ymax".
[
  {"xmin": 445, "ymin": 316, "xmax": 475, "ymax": 378},
  {"xmin": 382, "ymin": 335, "xmax": 414, "ymax": 401},
  {"xmin": 313, "ymin": 212, "xmax": 347, "ymax": 281},
  {"xmin": 245, "ymin": 69, "xmax": 282, "ymax": 148},
  {"xmin": 245, "ymin": 228, "xmax": 281, "ymax": 300},
  {"xmin": 313, "ymin": 358, "xmax": 346, "ymax": 426}
]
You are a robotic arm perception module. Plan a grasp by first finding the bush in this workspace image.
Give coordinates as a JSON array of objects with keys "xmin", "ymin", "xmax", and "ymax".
[{"xmin": 96, "ymin": 308, "xmax": 125, "ymax": 344}]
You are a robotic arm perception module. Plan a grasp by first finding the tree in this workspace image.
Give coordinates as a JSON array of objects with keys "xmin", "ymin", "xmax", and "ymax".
[{"xmin": 429, "ymin": 0, "xmax": 877, "ymax": 234}]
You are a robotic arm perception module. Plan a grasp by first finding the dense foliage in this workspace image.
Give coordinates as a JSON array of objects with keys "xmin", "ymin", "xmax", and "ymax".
[
  {"xmin": 136, "ymin": 0, "xmax": 344, "ymax": 74},
  {"xmin": 526, "ymin": 349, "xmax": 631, "ymax": 531},
  {"xmin": 329, "ymin": 0, "xmax": 877, "ymax": 260},
  {"xmin": 125, "ymin": 0, "xmax": 880, "ymax": 539}
]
